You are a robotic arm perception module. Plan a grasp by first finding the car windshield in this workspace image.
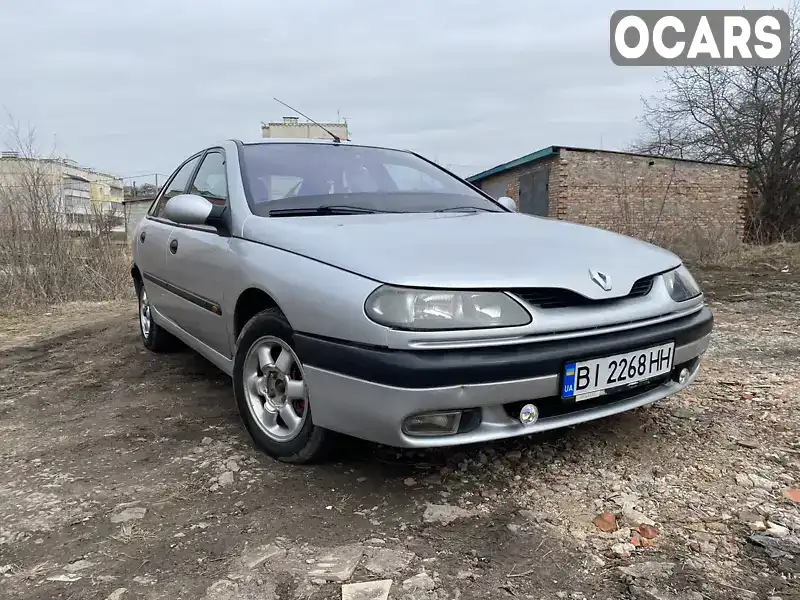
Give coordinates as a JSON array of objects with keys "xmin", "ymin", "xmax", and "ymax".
[{"xmin": 240, "ymin": 142, "xmax": 504, "ymax": 216}]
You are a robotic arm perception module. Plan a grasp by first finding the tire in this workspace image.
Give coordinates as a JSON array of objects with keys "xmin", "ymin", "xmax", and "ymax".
[
  {"xmin": 233, "ymin": 307, "xmax": 332, "ymax": 464},
  {"xmin": 136, "ymin": 279, "xmax": 179, "ymax": 352}
]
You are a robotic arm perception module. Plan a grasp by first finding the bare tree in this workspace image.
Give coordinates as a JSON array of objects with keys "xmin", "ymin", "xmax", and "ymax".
[
  {"xmin": 632, "ymin": 3, "xmax": 800, "ymax": 242},
  {"xmin": 124, "ymin": 182, "xmax": 158, "ymax": 199},
  {"xmin": 0, "ymin": 116, "xmax": 131, "ymax": 307}
]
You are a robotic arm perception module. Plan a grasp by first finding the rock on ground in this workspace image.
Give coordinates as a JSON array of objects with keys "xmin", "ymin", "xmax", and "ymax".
[
  {"xmin": 110, "ymin": 506, "xmax": 146, "ymax": 523},
  {"xmin": 203, "ymin": 579, "xmax": 239, "ymax": 600},
  {"xmin": 593, "ymin": 511, "xmax": 618, "ymax": 532},
  {"xmin": 622, "ymin": 504, "xmax": 655, "ymax": 527},
  {"xmin": 364, "ymin": 547, "xmax": 416, "ymax": 577},
  {"xmin": 46, "ymin": 573, "xmax": 82, "ymax": 582},
  {"xmin": 341, "ymin": 579, "xmax": 393, "ymax": 600},
  {"xmin": 422, "ymin": 503, "xmax": 473, "ymax": 525},
  {"xmin": 748, "ymin": 533, "xmax": 800, "ymax": 558},
  {"xmin": 611, "ymin": 542, "xmax": 636, "ymax": 558},
  {"xmin": 402, "ymin": 572, "xmax": 436, "ymax": 593},
  {"xmin": 307, "ymin": 544, "xmax": 364, "ymax": 582},
  {"xmin": 240, "ymin": 544, "xmax": 285, "ymax": 570},
  {"xmin": 64, "ymin": 559, "xmax": 94, "ymax": 573}
]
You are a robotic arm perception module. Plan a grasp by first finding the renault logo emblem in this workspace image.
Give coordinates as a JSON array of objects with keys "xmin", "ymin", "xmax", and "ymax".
[{"xmin": 589, "ymin": 269, "xmax": 612, "ymax": 291}]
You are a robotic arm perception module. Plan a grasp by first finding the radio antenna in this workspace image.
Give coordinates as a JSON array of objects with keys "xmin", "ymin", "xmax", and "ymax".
[{"xmin": 273, "ymin": 97, "xmax": 342, "ymax": 143}]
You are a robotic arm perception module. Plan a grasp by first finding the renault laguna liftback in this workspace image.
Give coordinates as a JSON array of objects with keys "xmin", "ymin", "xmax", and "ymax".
[{"xmin": 131, "ymin": 139, "xmax": 713, "ymax": 463}]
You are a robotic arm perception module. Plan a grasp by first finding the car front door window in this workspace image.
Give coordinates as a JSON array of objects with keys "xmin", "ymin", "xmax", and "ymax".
[
  {"xmin": 190, "ymin": 151, "xmax": 228, "ymax": 206},
  {"xmin": 152, "ymin": 155, "xmax": 202, "ymax": 218}
]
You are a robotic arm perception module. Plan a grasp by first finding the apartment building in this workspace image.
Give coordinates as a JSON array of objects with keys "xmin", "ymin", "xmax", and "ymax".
[
  {"xmin": 261, "ymin": 116, "xmax": 349, "ymax": 141},
  {"xmin": 0, "ymin": 151, "xmax": 125, "ymax": 234}
]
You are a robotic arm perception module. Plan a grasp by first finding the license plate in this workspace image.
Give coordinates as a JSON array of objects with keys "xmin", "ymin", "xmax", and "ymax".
[{"xmin": 561, "ymin": 342, "xmax": 675, "ymax": 400}]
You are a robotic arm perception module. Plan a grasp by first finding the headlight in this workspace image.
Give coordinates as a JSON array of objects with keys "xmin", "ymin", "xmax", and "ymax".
[
  {"xmin": 364, "ymin": 286, "xmax": 532, "ymax": 330},
  {"xmin": 663, "ymin": 265, "xmax": 702, "ymax": 302}
]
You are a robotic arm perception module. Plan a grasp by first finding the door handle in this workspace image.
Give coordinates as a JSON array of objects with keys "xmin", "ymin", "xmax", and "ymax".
[
  {"xmin": 169, "ymin": 239, "xmax": 178, "ymax": 254},
  {"xmin": 140, "ymin": 231, "xmax": 146, "ymax": 243}
]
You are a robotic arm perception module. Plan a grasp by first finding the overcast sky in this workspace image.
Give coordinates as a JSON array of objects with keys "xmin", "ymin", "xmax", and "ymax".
[{"xmin": 0, "ymin": 0, "xmax": 790, "ymax": 183}]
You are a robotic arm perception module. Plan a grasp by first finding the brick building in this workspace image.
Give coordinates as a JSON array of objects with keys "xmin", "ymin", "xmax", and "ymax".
[{"xmin": 467, "ymin": 146, "xmax": 751, "ymax": 247}]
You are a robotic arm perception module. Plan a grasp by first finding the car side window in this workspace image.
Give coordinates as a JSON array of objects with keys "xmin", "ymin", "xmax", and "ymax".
[
  {"xmin": 151, "ymin": 155, "xmax": 202, "ymax": 218},
  {"xmin": 189, "ymin": 151, "xmax": 228, "ymax": 206}
]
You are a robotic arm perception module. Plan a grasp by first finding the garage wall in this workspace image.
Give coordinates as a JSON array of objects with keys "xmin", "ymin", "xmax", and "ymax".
[
  {"xmin": 558, "ymin": 149, "xmax": 748, "ymax": 245},
  {"xmin": 471, "ymin": 149, "xmax": 748, "ymax": 248}
]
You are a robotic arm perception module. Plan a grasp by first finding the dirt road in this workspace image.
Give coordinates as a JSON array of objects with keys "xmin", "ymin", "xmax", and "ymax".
[{"xmin": 1, "ymin": 267, "xmax": 798, "ymax": 600}]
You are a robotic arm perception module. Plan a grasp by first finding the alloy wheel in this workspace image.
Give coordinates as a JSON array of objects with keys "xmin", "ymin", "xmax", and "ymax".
[
  {"xmin": 243, "ymin": 336, "xmax": 309, "ymax": 442},
  {"xmin": 139, "ymin": 288, "xmax": 152, "ymax": 337}
]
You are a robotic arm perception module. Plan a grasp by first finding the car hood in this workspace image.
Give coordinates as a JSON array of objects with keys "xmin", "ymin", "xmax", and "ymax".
[{"xmin": 241, "ymin": 212, "xmax": 681, "ymax": 298}]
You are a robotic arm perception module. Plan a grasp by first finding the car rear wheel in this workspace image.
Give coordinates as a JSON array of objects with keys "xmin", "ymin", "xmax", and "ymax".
[
  {"xmin": 137, "ymin": 282, "xmax": 178, "ymax": 352},
  {"xmin": 233, "ymin": 308, "xmax": 331, "ymax": 463}
]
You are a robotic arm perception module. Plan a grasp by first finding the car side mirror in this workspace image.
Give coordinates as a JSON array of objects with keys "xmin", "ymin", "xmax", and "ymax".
[
  {"xmin": 497, "ymin": 196, "xmax": 517, "ymax": 212},
  {"xmin": 164, "ymin": 194, "xmax": 228, "ymax": 233},
  {"xmin": 164, "ymin": 194, "xmax": 213, "ymax": 225}
]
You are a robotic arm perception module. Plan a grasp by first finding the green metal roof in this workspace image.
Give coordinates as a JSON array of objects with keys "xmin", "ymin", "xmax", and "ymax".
[{"xmin": 466, "ymin": 146, "xmax": 559, "ymax": 183}]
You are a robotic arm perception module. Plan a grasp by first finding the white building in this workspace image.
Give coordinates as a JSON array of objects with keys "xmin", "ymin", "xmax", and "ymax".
[
  {"xmin": 0, "ymin": 152, "xmax": 124, "ymax": 234},
  {"xmin": 261, "ymin": 116, "xmax": 349, "ymax": 141}
]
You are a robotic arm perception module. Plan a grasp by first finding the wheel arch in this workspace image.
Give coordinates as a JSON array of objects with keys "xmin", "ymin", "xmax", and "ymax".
[
  {"xmin": 233, "ymin": 287, "xmax": 284, "ymax": 342},
  {"xmin": 131, "ymin": 264, "xmax": 142, "ymax": 291}
]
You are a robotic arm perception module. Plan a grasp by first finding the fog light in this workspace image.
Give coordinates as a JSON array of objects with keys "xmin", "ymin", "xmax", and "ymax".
[
  {"xmin": 519, "ymin": 403, "xmax": 539, "ymax": 426},
  {"xmin": 678, "ymin": 368, "xmax": 690, "ymax": 384},
  {"xmin": 402, "ymin": 411, "xmax": 462, "ymax": 436}
]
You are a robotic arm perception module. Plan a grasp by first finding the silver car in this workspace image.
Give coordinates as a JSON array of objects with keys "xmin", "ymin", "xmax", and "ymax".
[{"xmin": 131, "ymin": 139, "xmax": 713, "ymax": 463}]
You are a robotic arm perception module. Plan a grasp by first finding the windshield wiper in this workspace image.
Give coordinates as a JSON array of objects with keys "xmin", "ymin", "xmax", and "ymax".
[
  {"xmin": 269, "ymin": 205, "xmax": 395, "ymax": 217},
  {"xmin": 433, "ymin": 206, "xmax": 500, "ymax": 213}
]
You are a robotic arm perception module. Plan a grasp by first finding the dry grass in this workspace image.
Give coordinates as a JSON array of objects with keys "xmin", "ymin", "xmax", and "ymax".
[
  {"xmin": 653, "ymin": 221, "xmax": 743, "ymax": 266},
  {"xmin": 736, "ymin": 241, "xmax": 800, "ymax": 269},
  {"xmin": 0, "ymin": 122, "xmax": 132, "ymax": 309},
  {"xmin": 681, "ymin": 240, "xmax": 800, "ymax": 270},
  {"xmin": 0, "ymin": 223, "xmax": 133, "ymax": 310}
]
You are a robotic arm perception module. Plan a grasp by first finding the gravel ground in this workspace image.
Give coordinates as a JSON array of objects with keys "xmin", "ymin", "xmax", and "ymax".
[{"xmin": 0, "ymin": 266, "xmax": 798, "ymax": 600}]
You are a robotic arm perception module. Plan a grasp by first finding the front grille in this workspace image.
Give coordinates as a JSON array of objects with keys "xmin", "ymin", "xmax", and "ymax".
[
  {"xmin": 629, "ymin": 276, "xmax": 654, "ymax": 296},
  {"xmin": 510, "ymin": 275, "xmax": 655, "ymax": 309}
]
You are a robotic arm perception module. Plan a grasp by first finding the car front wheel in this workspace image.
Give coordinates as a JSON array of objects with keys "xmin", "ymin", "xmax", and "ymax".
[{"xmin": 233, "ymin": 308, "xmax": 331, "ymax": 463}]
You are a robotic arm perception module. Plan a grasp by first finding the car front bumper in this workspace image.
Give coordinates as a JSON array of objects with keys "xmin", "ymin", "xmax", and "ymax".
[{"xmin": 296, "ymin": 306, "xmax": 713, "ymax": 448}]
